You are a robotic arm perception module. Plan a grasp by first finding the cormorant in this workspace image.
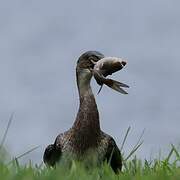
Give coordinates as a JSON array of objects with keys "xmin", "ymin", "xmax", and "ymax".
[{"xmin": 43, "ymin": 51, "xmax": 128, "ymax": 173}]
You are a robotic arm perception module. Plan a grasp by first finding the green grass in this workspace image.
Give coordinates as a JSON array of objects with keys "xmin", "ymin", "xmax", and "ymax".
[
  {"xmin": 1, "ymin": 152, "xmax": 180, "ymax": 180},
  {"xmin": 1, "ymin": 116, "xmax": 180, "ymax": 180},
  {"xmin": 1, "ymin": 144, "xmax": 180, "ymax": 180}
]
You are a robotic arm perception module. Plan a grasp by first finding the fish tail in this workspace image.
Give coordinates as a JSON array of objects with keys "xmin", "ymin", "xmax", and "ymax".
[{"xmin": 104, "ymin": 79, "xmax": 129, "ymax": 94}]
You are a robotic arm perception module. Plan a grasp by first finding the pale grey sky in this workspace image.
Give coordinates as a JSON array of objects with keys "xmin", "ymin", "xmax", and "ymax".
[{"xmin": 0, "ymin": 0, "xmax": 180, "ymax": 164}]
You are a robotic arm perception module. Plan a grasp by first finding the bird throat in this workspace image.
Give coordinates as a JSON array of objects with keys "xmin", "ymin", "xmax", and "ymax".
[{"xmin": 72, "ymin": 72, "xmax": 101, "ymax": 152}]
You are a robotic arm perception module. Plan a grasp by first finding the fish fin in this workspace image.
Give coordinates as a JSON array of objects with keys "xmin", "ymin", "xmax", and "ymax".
[
  {"xmin": 103, "ymin": 78, "xmax": 129, "ymax": 94},
  {"xmin": 110, "ymin": 81, "xmax": 128, "ymax": 94},
  {"xmin": 93, "ymin": 70, "xmax": 129, "ymax": 94},
  {"xmin": 111, "ymin": 79, "xmax": 129, "ymax": 88},
  {"xmin": 97, "ymin": 85, "xmax": 103, "ymax": 94}
]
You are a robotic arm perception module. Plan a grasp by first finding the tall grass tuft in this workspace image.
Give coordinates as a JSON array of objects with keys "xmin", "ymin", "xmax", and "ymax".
[{"xmin": 1, "ymin": 121, "xmax": 180, "ymax": 180}]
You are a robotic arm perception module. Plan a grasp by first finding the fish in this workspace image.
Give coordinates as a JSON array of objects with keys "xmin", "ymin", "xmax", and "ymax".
[{"xmin": 91, "ymin": 57, "xmax": 129, "ymax": 94}]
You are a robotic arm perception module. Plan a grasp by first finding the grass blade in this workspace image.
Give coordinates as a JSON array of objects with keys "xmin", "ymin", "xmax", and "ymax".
[
  {"xmin": 120, "ymin": 126, "xmax": 131, "ymax": 151},
  {"xmin": 124, "ymin": 141, "xmax": 143, "ymax": 161},
  {"xmin": 124, "ymin": 129, "xmax": 145, "ymax": 162},
  {"xmin": 133, "ymin": 129, "xmax": 145, "ymax": 150},
  {"xmin": 165, "ymin": 146, "xmax": 174, "ymax": 163},
  {"xmin": 15, "ymin": 146, "xmax": 40, "ymax": 160},
  {"xmin": 0, "ymin": 113, "xmax": 14, "ymax": 151},
  {"xmin": 171, "ymin": 144, "xmax": 180, "ymax": 159},
  {"xmin": 7, "ymin": 146, "xmax": 40, "ymax": 165}
]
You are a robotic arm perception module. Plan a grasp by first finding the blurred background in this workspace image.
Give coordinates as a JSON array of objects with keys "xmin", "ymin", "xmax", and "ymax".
[{"xmin": 0, "ymin": 0, "xmax": 180, "ymax": 164}]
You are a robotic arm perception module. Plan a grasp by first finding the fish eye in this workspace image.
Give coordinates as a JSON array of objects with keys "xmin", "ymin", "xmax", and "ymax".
[{"xmin": 121, "ymin": 61, "xmax": 127, "ymax": 66}]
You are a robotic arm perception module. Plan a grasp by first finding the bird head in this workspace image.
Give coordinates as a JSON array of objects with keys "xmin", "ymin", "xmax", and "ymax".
[
  {"xmin": 76, "ymin": 51, "xmax": 104, "ymax": 83},
  {"xmin": 76, "ymin": 51, "xmax": 104, "ymax": 70}
]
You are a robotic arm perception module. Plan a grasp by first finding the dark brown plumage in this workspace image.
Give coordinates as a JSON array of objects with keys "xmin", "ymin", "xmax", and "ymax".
[{"xmin": 43, "ymin": 51, "xmax": 122, "ymax": 173}]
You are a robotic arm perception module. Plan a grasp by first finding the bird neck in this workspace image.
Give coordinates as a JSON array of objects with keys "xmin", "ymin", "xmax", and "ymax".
[{"xmin": 72, "ymin": 70, "xmax": 101, "ymax": 150}]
